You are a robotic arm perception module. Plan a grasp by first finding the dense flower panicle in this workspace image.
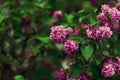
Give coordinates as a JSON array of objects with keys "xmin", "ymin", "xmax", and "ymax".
[
  {"xmin": 64, "ymin": 40, "xmax": 79, "ymax": 55},
  {"xmin": 65, "ymin": 27, "xmax": 73, "ymax": 36},
  {"xmin": 108, "ymin": 8, "xmax": 120, "ymax": 23},
  {"xmin": 86, "ymin": 26, "xmax": 97, "ymax": 40},
  {"xmin": 97, "ymin": 13, "xmax": 114, "ymax": 30},
  {"xmin": 101, "ymin": 63, "xmax": 115, "ymax": 77},
  {"xmin": 86, "ymin": 26, "xmax": 113, "ymax": 42},
  {"xmin": 101, "ymin": 4, "xmax": 110, "ymax": 14},
  {"xmin": 95, "ymin": 27, "xmax": 113, "ymax": 40},
  {"xmin": 53, "ymin": 10, "xmax": 62, "ymax": 19},
  {"xmin": 50, "ymin": 25, "xmax": 73, "ymax": 44},
  {"xmin": 115, "ymin": 57, "xmax": 120, "ymax": 74},
  {"xmin": 55, "ymin": 69, "xmax": 66, "ymax": 80},
  {"xmin": 50, "ymin": 26, "xmax": 67, "ymax": 44},
  {"xmin": 116, "ymin": 3, "xmax": 120, "ymax": 11}
]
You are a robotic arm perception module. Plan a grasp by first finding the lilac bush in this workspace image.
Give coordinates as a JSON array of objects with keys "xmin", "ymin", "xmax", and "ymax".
[{"xmin": 1, "ymin": 0, "xmax": 120, "ymax": 80}]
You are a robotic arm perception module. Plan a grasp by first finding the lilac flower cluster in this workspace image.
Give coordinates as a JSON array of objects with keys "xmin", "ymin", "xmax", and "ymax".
[
  {"xmin": 101, "ymin": 58, "xmax": 115, "ymax": 77},
  {"xmin": 85, "ymin": 25, "xmax": 113, "ymax": 42},
  {"xmin": 116, "ymin": 3, "xmax": 120, "ymax": 11},
  {"xmin": 55, "ymin": 69, "xmax": 66, "ymax": 80},
  {"xmin": 97, "ymin": 4, "xmax": 120, "ymax": 30},
  {"xmin": 108, "ymin": 8, "xmax": 120, "ymax": 23},
  {"xmin": 101, "ymin": 56, "xmax": 120, "ymax": 77},
  {"xmin": 64, "ymin": 40, "xmax": 79, "ymax": 55},
  {"xmin": 53, "ymin": 10, "xmax": 63, "ymax": 19},
  {"xmin": 50, "ymin": 25, "xmax": 73, "ymax": 44},
  {"xmin": 50, "ymin": 25, "xmax": 79, "ymax": 54},
  {"xmin": 97, "ymin": 13, "xmax": 114, "ymax": 30},
  {"xmin": 101, "ymin": 63, "xmax": 115, "ymax": 77},
  {"xmin": 115, "ymin": 57, "xmax": 120, "ymax": 75}
]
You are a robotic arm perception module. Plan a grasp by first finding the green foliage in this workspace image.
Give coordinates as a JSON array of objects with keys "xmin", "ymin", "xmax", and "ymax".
[
  {"xmin": 14, "ymin": 75, "xmax": 25, "ymax": 80},
  {"xmin": 69, "ymin": 64, "xmax": 83, "ymax": 78},
  {"xmin": 81, "ymin": 45, "xmax": 94, "ymax": 61},
  {"xmin": 0, "ymin": 0, "xmax": 118, "ymax": 80}
]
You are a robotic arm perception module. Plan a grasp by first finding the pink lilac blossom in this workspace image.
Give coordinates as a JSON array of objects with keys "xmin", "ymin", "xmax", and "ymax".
[
  {"xmin": 64, "ymin": 40, "xmax": 79, "ymax": 55},
  {"xmin": 101, "ymin": 4, "xmax": 110, "ymax": 14},
  {"xmin": 50, "ymin": 25, "xmax": 73, "ymax": 44},
  {"xmin": 116, "ymin": 3, "xmax": 120, "ymax": 11},
  {"xmin": 65, "ymin": 27, "xmax": 73, "ymax": 36},
  {"xmin": 98, "ymin": 4, "xmax": 120, "ymax": 30},
  {"xmin": 95, "ymin": 27, "xmax": 113, "ymax": 41},
  {"xmin": 115, "ymin": 57, "xmax": 120, "ymax": 74},
  {"xmin": 108, "ymin": 8, "xmax": 120, "ymax": 23},
  {"xmin": 53, "ymin": 10, "xmax": 62, "ymax": 19},
  {"xmin": 97, "ymin": 13, "xmax": 114, "ymax": 30},
  {"xmin": 86, "ymin": 25, "xmax": 113, "ymax": 42},
  {"xmin": 101, "ymin": 63, "xmax": 115, "ymax": 77},
  {"xmin": 55, "ymin": 69, "xmax": 66, "ymax": 80},
  {"xmin": 50, "ymin": 25, "xmax": 67, "ymax": 44}
]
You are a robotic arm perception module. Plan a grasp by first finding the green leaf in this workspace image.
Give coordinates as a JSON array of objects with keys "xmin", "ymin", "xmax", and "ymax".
[
  {"xmin": 114, "ymin": 47, "xmax": 120, "ymax": 56},
  {"xmin": 14, "ymin": 75, "xmax": 25, "ymax": 80},
  {"xmin": 33, "ymin": 44, "xmax": 43, "ymax": 55},
  {"xmin": 35, "ymin": 2, "xmax": 51, "ymax": 9},
  {"xmin": 89, "ymin": 16, "xmax": 97, "ymax": 25},
  {"xmin": 2, "ymin": 2, "xmax": 12, "ymax": 7},
  {"xmin": 79, "ymin": 14, "xmax": 90, "ymax": 23},
  {"xmin": 65, "ymin": 13, "xmax": 74, "ymax": 23},
  {"xmin": 0, "ymin": 13, "xmax": 8, "ymax": 24},
  {"xmin": 103, "ymin": 50, "xmax": 109, "ymax": 56},
  {"xmin": 94, "ymin": 57, "xmax": 101, "ymax": 65},
  {"xmin": 56, "ymin": 44, "xmax": 64, "ymax": 51},
  {"xmin": 0, "ymin": 53, "xmax": 7, "ymax": 63},
  {"xmin": 78, "ymin": 6, "xmax": 97, "ymax": 13},
  {"xmin": 68, "ymin": 36, "xmax": 84, "ymax": 44},
  {"xmin": 80, "ymin": 45, "xmax": 94, "ymax": 61},
  {"xmin": 36, "ymin": 36, "xmax": 50, "ymax": 44},
  {"xmin": 44, "ymin": 18, "xmax": 57, "ymax": 25},
  {"xmin": 69, "ymin": 64, "xmax": 83, "ymax": 78}
]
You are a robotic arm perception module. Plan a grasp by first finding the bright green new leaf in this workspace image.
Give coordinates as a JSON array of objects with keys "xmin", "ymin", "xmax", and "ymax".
[
  {"xmin": 103, "ymin": 50, "xmax": 109, "ymax": 56},
  {"xmin": 36, "ymin": 36, "xmax": 50, "ymax": 44},
  {"xmin": 14, "ymin": 75, "xmax": 25, "ymax": 80},
  {"xmin": 81, "ymin": 45, "xmax": 94, "ymax": 61},
  {"xmin": 0, "ymin": 13, "xmax": 8, "ymax": 24}
]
